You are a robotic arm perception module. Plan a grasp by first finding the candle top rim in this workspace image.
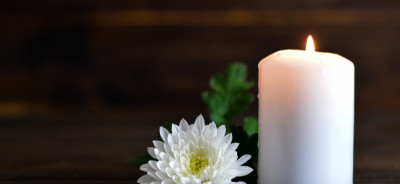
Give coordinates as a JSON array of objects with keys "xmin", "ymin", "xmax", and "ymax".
[{"xmin": 258, "ymin": 49, "xmax": 354, "ymax": 69}]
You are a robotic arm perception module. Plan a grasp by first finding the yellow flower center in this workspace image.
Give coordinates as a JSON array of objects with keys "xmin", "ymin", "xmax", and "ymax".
[{"xmin": 188, "ymin": 148, "xmax": 209, "ymax": 177}]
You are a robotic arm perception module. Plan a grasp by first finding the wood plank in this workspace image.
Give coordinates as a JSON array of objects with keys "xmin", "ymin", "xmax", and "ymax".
[
  {"xmin": 2, "ymin": 9, "xmax": 400, "ymax": 28},
  {"xmin": 0, "ymin": 114, "xmax": 399, "ymax": 183}
]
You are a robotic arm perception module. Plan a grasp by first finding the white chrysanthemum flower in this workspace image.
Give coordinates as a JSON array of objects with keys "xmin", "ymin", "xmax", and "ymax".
[{"xmin": 138, "ymin": 115, "xmax": 253, "ymax": 184}]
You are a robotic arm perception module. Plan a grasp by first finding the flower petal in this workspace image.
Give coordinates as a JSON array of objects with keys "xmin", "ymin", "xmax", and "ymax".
[
  {"xmin": 153, "ymin": 140, "xmax": 166, "ymax": 152},
  {"xmin": 179, "ymin": 119, "xmax": 189, "ymax": 131},
  {"xmin": 236, "ymin": 154, "xmax": 251, "ymax": 166},
  {"xmin": 140, "ymin": 163, "xmax": 155, "ymax": 172},
  {"xmin": 147, "ymin": 147, "xmax": 157, "ymax": 159},
  {"xmin": 237, "ymin": 166, "xmax": 253, "ymax": 177},
  {"xmin": 159, "ymin": 127, "xmax": 169, "ymax": 143},
  {"xmin": 194, "ymin": 114, "xmax": 205, "ymax": 132},
  {"xmin": 138, "ymin": 175, "xmax": 155, "ymax": 183},
  {"xmin": 225, "ymin": 143, "xmax": 239, "ymax": 154},
  {"xmin": 217, "ymin": 125, "xmax": 226, "ymax": 137}
]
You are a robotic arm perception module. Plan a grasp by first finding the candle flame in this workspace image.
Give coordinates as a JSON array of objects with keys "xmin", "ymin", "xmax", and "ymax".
[{"xmin": 306, "ymin": 35, "xmax": 315, "ymax": 52}]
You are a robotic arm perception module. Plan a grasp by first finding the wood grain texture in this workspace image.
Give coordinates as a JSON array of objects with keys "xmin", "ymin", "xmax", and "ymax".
[
  {"xmin": 0, "ymin": 113, "xmax": 399, "ymax": 183},
  {"xmin": 0, "ymin": 3, "xmax": 399, "ymax": 117},
  {"xmin": 0, "ymin": 0, "xmax": 399, "ymax": 183}
]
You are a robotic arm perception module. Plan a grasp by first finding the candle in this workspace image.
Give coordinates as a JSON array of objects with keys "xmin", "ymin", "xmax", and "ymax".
[{"xmin": 258, "ymin": 36, "xmax": 354, "ymax": 184}]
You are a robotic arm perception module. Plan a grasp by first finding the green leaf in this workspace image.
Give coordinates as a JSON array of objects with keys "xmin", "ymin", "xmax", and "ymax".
[
  {"xmin": 202, "ymin": 62, "xmax": 255, "ymax": 128},
  {"xmin": 244, "ymin": 117, "xmax": 258, "ymax": 137}
]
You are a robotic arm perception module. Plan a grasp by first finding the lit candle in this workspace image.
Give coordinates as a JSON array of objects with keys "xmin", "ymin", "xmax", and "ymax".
[{"xmin": 258, "ymin": 36, "xmax": 354, "ymax": 184}]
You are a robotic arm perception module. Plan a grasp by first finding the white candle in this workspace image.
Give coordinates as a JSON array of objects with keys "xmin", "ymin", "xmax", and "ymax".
[{"xmin": 258, "ymin": 36, "xmax": 354, "ymax": 184}]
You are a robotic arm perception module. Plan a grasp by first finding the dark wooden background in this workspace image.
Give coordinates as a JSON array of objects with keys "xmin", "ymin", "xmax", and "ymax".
[{"xmin": 0, "ymin": 0, "xmax": 400, "ymax": 183}]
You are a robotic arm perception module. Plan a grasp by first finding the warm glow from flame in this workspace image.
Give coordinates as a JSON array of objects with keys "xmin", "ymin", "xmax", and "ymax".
[{"xmin": 306, "ymin": 35, "xmax": 315, "ymax": 52}]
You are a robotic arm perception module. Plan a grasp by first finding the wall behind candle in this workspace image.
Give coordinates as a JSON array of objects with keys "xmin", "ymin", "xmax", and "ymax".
[{"xmin": 0, "ymin": 0, "xmax": 399, "ymax": 120}]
